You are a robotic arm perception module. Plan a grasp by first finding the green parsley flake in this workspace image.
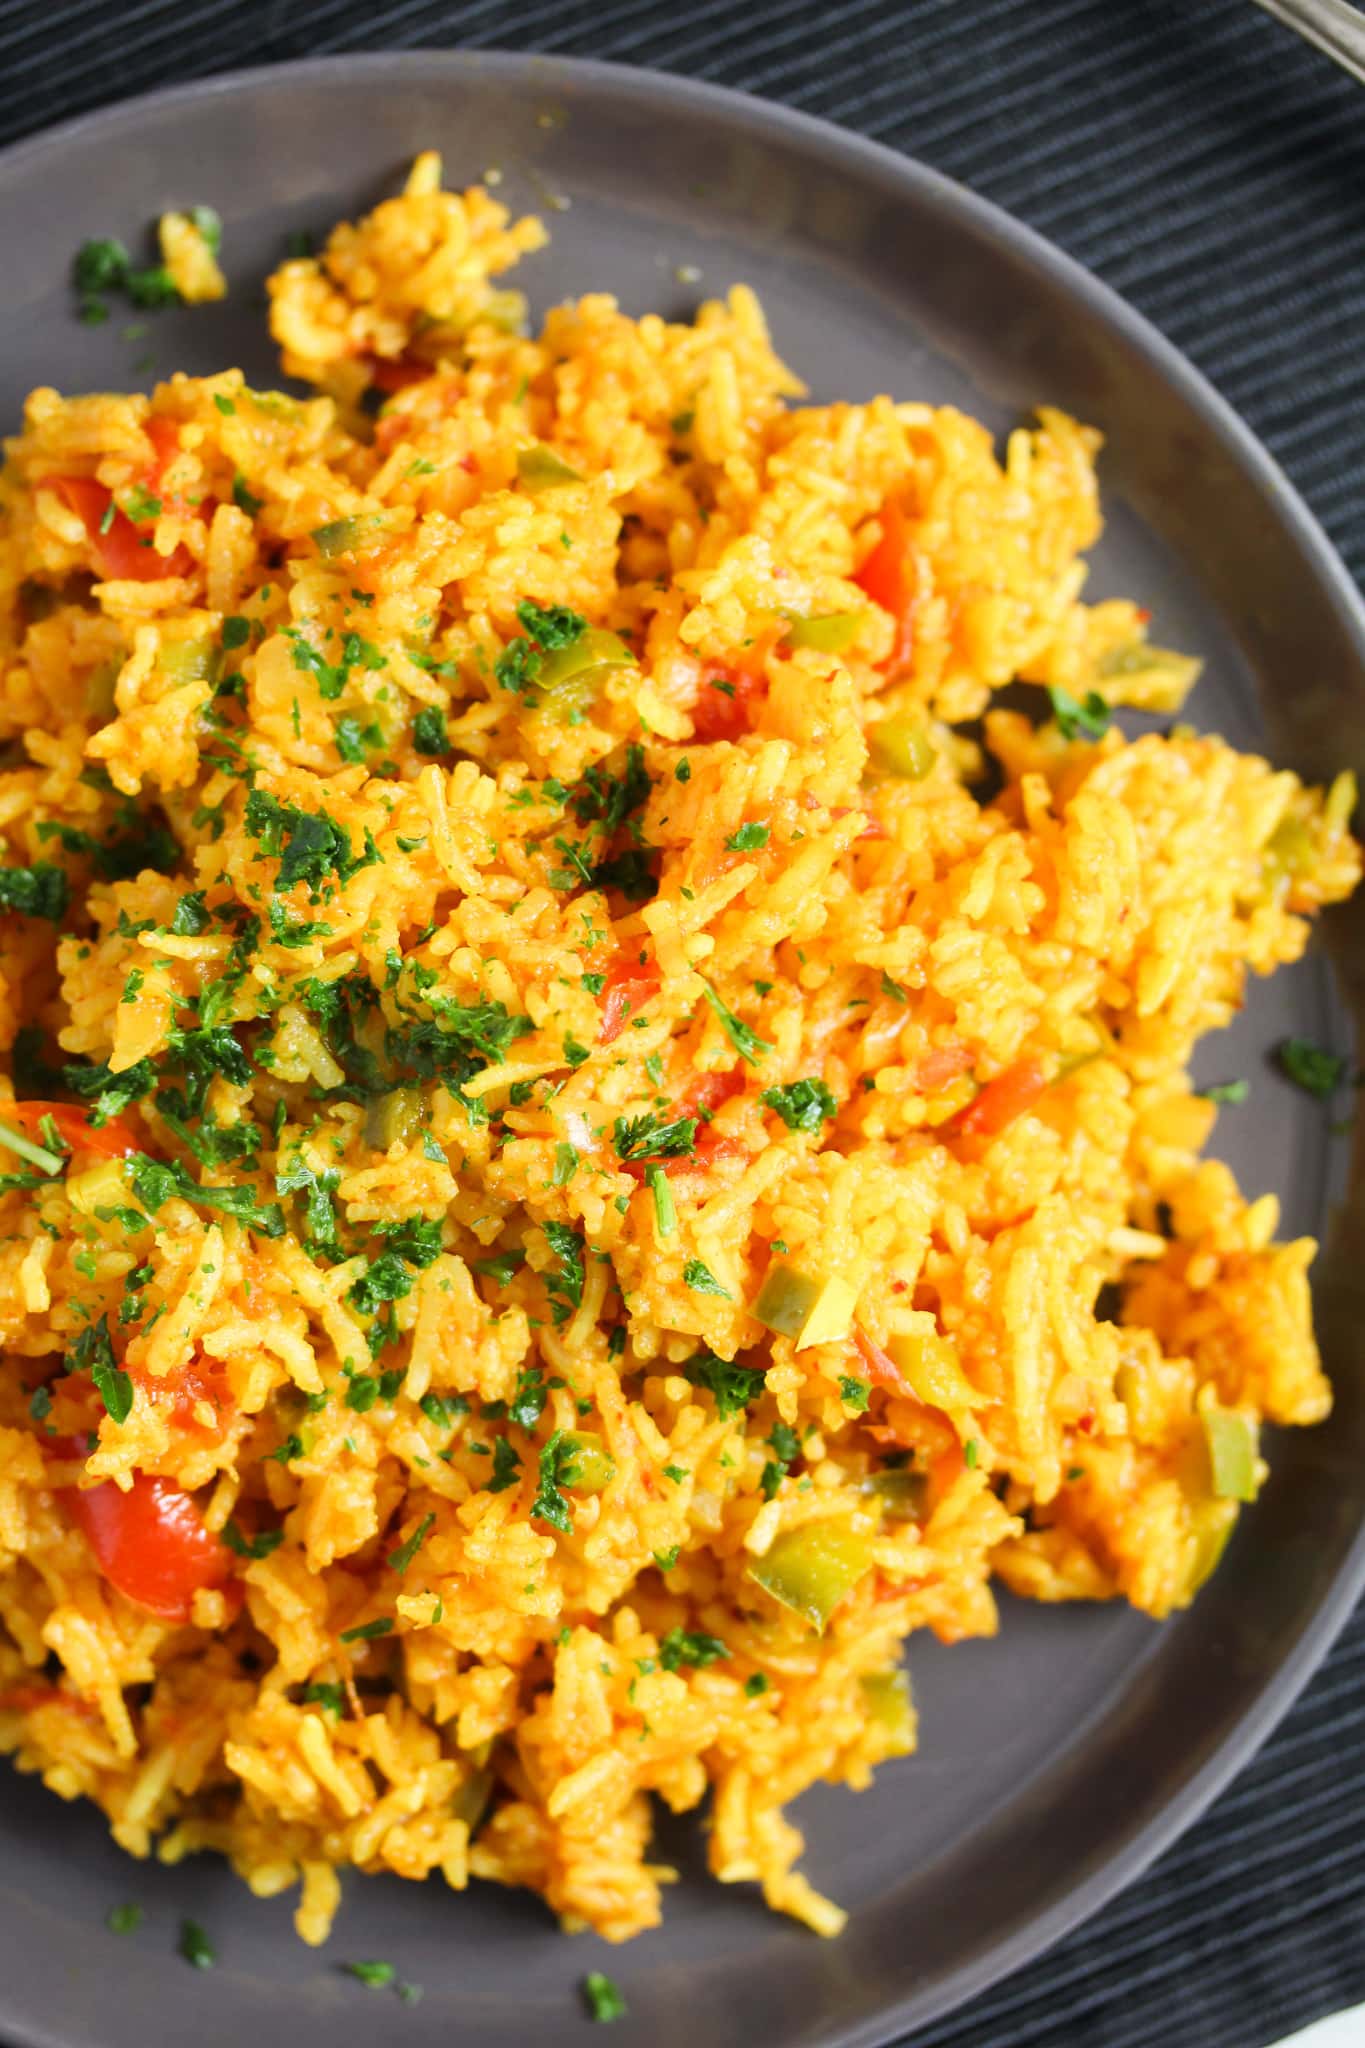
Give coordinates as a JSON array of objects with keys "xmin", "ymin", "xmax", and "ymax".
[
  {"xmin": 760, "ymin": 1078, "xmax": 836, "ymax": 1132},
  {"xmin": 387, "ymin": 1511, "xmax": 435, "ymax": 1574},
  {"xmin": 645, "ymin": 1163, "xmax": 676, "ymax": 1236},
  {"xmin": 613, "ymin": 1111, "xmax": 696, "ymax": 1161},
  {"xmin": 339, "ymin": 1617, "xmax": 394, "ymax": 1644},
  {"xmin": 699, "ymin": 980, "xmax": 771, "ymax": 1066},
  {"xmin": 682, "ymin": 1257, "xmax": 731, "ymax": 1299},
  {"xmin": 178, "ymin": 1920, "xmax": 216, "ymax": 1970},
  {"xmin": 1276, "ymin": 1038, "xmax": 1346, "ymax": 1099},
  {"xmin": 1048, "ymin": 685, "xmax": 1111, "ymax": 741},
  {"xmin": 725, "ymin": 822, "xmax": 770, "ymax": 851},
  {"xmin": 583, "ymin": 1972, "xmax": 628, "ymax": 2023},
  {"xmin": 658, "ymin": 1626, "xmax": 729, "ymax": 1672},
  {"xmin": 1198, "ymin": 1079, "xmax": 1249, "ymax": 1105},
  {"xmin": 345, "ymin": 1960, "xmax": 395, "ymax": 1989}
]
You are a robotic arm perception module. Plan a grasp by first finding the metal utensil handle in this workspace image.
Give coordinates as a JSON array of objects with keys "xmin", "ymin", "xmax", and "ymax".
[{"xmin": 1252, "ymin": 0, "xmax": 1365, "ymax": 83}]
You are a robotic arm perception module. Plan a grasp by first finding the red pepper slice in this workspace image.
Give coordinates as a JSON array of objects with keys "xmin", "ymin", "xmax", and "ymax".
[
  {"xmin": 854, "ymin": 499, "xmax": 916, "ymax": 668},
  {"xmin": 951, "ymin": 1057, "xmax": 1047, "ymax": 1139},
  {"xmin": 368, "ymin": 355, "xmax": 430, "ymax": 393},
  {"xmin": 691, "ymin": 665, "xmax": 762, "ymax": 743},
  {"xmin": 42, "ymin": 473, "xmax": 193, "ymax": 583},
  {"xmin": 599, "ymin": 955, "xmax": 662, "ymax": 1046},
  {"xmin": 9, "ymin": 1102, "xmax": 141, "ymax": 1159},
  {"xmin": 65, "ymin": 1471, "xmax": 229, "ymax": 1622}
]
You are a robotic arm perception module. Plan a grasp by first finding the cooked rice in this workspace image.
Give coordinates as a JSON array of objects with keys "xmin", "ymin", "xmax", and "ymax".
[{"xmin": 0, "ymin": 151, "xmax": 1356, "ymax": 1947}]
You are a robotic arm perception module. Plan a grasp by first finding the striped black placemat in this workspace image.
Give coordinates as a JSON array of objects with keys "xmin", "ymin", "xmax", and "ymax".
[{"xmin": 2, "ymin": 2, "xmax": 1364, "ymax": 2042}]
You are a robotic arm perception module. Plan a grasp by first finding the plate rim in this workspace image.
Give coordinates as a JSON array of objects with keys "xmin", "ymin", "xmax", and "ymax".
[{"xmin": 1, "ymin": 46, "xmax": 1364, "ymax": 2048}]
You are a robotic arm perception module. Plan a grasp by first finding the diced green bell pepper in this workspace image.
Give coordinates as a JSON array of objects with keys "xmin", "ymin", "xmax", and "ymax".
[
  {"xmin": 535, "ymin": 626, "xmax": 634, "ymax": 720},
  {"xmin": 312, "ymin": 515, "xmax": 377, "ymax": 559},
  {"xmin": 747, "ymin": 1519, "xmax": 873, "ymax": 1632},
  {"xmin": 859, "ymin": 1667, "xmax": 915, "ymax": 1754},
  {"xmin": 84, "ymin": 658, "xmax": 121, "ymax": 720},
  {"xmin": 516, "ymin": 444, "xmax": 584, "ymax": 490},
  {"xmin": 159, "ymin": 635, "xmax": 219, "ymax": 686},
  {"xmin": 1185, "ymin": 1499, "xmax": 1237, "ymax": 1597},
  {"xmin": 1202, "ymin": 1407, "xmax": 1258, "ymax": 1502},
  {"xmin": 887, "ymin": 1331, "xmax": 979, "ymax": 1413},
  {"xmin": 869, "ymin": 717, "xmax": 935, "ymax": 779},
  {"xmin": 364, "ymin": 1086, "xmax": 422, "ymax": 1152},
  {"xmin": 863, "ymin": 1466, "xmax": 928, "ymax": 1521},
  {"xmin": 750, "ymin": 1263, "xmax": 857, "ymax": 1349},
  {"xmin": 785, "ymin": 612, "xmax": 862, "ymax": 654}
]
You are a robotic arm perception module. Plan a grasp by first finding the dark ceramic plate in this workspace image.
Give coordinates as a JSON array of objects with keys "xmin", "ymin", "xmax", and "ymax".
[{"xmin": 1, "ymin": 49, "xmax": 1364, "ymax": 2048}]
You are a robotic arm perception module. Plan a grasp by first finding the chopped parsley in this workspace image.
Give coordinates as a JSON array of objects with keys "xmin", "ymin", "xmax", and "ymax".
[
  {"xmin": 495, "ymin": 601, "xmax": 587, "ymax": 697},
  {"xmin": 838, "ymin": 1375, "xmax": 870, "ymax": 1411},
  {"xmin": 530, "ymin": 1430, "xmax": 576, "ymax": 1531},
  {"xmin": 684, "ymin": 1350, "xmax": 765, "ymax": 1418},
  {"xmin": 0, "ymin": 863, "xmax": 68, "ymax": 921},
  {"xmin": 339, "ymin": 1617, "xmax": 394, "ymax": 1644},
  {"xmin": 302, "ymin": 1682, "xmax": 345, "ymax": 1717},
  {"xmin": 387, "ymin": 1511, "xmax": 435, "ymax": 1574},
  {"xmin": 725, "ymin": 822, "xmax": 770, "ymax": 851},
  {"xmin": 645, "ymin": 1163, "xmax": 676, "ymax": 1236},
  {"xmin": 345, "ymin": 1960, "xmax": 396, "ymax": 1989},
  {"xmin": 658, "ymin": 1626, "xmax": 729, "ymax": 1672},
  {"xmin": 699, "ymin": 980, "xmax": 771, "ymax": 1066},
  {"xmin": 1276, "ymin": 1037, "xmax": 1346, "ymax": 1099},
  {"xmin": 760, "ymin": 1078, "xmax": 836, "ymax": 1132},
  {"xmin": 1198, "ymin": 1078, "xmax": 1249, "ymax": 1105},
  {"xmin": 583, "ymin": 1972, "xmax": 628, "ymax": 2023},
  {"xmin": 486, "ymin": 1436, "xmax": 522, "ymax": 1492},
  {"xmin": 682, "ymin": 1258, "xmax": 731, "ymax": 1299},
  {"xmin": 413, "ymin": 707, "xmax": 452, "ymax": 756},
  {"xmin": 222, "ymin": 1521, "xmax": 285, "ymax": 1560},
  {"xmin": 471, "ymin": 1250, "xmax": 526, "ymax": 1287},
  {"xmin": 244, "ymin": 788, "xmax": 378, "ymax": 895},
  {"xmin": 177, "ymin": 1920, "xmax": 216, "ymax": 1970},
  {"xmin": 541, "ymin": 1221, "xmax": 584, "ymax": 1325},
  {"xmin": 129, "ymin": 1153, "xmax": 284, "ymax": 1237},
  {"xmin": 1048, "ymin": 685, "xmax": 1111, "ymax": 741},
  {"xmin": 761, "ymin": 1420, "xmax": 801, "ymax": 1500},
  {"xmin": 106, "ymin": 1903, "xmax": 143, "ymax": 1935},
  {"xmin": 613, "ymin": 1111, "xmax": 697, "ymax": 1161}
]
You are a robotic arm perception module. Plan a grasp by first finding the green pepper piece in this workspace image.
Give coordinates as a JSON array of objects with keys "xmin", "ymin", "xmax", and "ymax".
[
  {"xmin": 863, "ymin": 1467, "xmax": 928, "ymax": 1521},
  {"xmin": 159, "ymin": 636, "xmax": 219, "ymax": 686},
  {"xmin": 535, "ymin": 626, "xmax": 634, "ymax": 720},
  {"xmin": 869, "ymin": 717, "xmax": 936, "ymax": 779},
  {"xmin": 859, "ymin": 1667, "xmax": 915, "ymax": 1754},
  {"xmin": 750, "ymin": 1264, "xmax": 856, "ymax": 1348},
  {"xmin": 887, "ymin": 1331, "xmax": 979, "ymax": 1414},
  {"xmin": 561, "ymin": 1430, "xmax": 615, "ymax": 1495},
  {"xmin": 1202, "ymin": 1407, "xmax": 1258, "ymax": 1501},
  {"xmin": 1185, "ymin": 1499, "xmax": 1237, "ymax": 1596},
  {"xmin": 785, "ymin": 612, "xmax": 862, "ymax": 654},
  {"xmin": 516, "ymin": 444, "xmax": 584, "ymax": 491},
  {"xmin": 364, "ymin": 1086, "xmax": 422, "ymax": 1152},
  {"xmin": 747, "ymin": 1519, "xmax": 872, "ymax": 1632},
  {"xmin": 1263, "ymin": 815, "xmax": 1315, "ymax": 890},
  {"xmin": 84, "ymin": 657, "xmax": 121, "ymax": 721},
  {"xmin": 453, "ymin": 1766, "xmax": 492, "ymax": 1834},
  {"xmin": 312, "ymin": 515, "xmax": 377, "ymax": 559}
]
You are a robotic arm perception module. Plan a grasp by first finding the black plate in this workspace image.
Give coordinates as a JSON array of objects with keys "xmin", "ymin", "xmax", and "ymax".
[{"xmin": 1, "ymin": 50, "xmax": 1364, "ymax": 2048}]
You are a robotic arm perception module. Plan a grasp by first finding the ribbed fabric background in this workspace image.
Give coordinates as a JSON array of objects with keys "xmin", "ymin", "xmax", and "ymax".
[{"xmin": 1, "ymin": 1, "xmax": 1363, "ymax": 2043}]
